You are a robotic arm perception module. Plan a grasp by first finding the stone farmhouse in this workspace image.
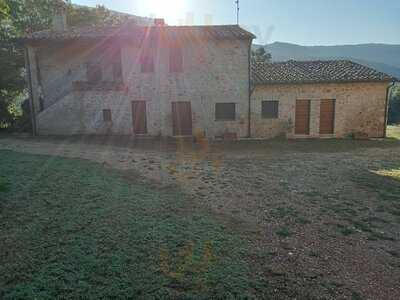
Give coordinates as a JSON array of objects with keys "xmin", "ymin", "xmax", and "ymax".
[{"xmin": 21, "ymin": 15, "xmax": 396, "ymax": 139}]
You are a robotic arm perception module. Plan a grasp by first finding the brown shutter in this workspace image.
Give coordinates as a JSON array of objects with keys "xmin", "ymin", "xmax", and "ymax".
[
  {"xmin": 140, "ymin": 51, "xmax": 154, "ymax": 73},
  {"xmin": 295, "ymin": 100, "xmax": 311, "ymax": 135},
  {"xmin": 320, "ymin": 100, "xmax": 335, "ymax": 134},
  {"xmin": 169, "ymin": 46, "xmax": 183, "ymax": 73},
  {"xmin": 132, "ymin": 101, "xmax": 147, "ymax": 134},
  {"xmin": 87, "ymin": 64, "xmax": 102, "ymax": 83},
  {"xmin": 172, "ymin": 102, "xmax": 192, "ymax": 136}
]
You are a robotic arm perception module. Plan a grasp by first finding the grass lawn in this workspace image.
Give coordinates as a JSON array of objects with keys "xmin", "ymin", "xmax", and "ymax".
[
  {"xmin": 1, "ymin": 135, "xmax": 400, "ymax": 299},
  {"xmin": 0, "ymin": 150, "xmax": 266, "ymax": 299},
  {"xmin": 387, "ymin": 125, "xmax": 400, "ymax": 139}
]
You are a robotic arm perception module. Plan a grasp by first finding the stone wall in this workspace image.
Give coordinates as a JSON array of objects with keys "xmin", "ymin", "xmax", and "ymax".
[
  {"xmin": 29, "ymin": 37, "xmax": 251, "ymax": 138},
  {"xmin": 251, "ymin": 82, "xmax": 389, "ymax": 139}
]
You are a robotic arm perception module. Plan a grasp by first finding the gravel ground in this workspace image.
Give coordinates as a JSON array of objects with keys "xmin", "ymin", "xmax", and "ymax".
[{"xmin": 1, "ymin": 135, "xmax": 400, "ymax": 299}]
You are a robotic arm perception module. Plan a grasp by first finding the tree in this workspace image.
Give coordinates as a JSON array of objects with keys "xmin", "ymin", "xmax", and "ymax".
[
  {"xmin": 251, "ymin": 47, "xmax": 272, "ymax": 64},
  {"xmin": 0, "ymin": 0, "xmax": 9, "ymax": 16},
  {"xmin": 0, "ymin": 0, "xmax": 126, "ymax": 129},
  {"xmin": 388, "ymin": 86, "xmax": 400, "ymax": 124},
  {"xmin": 0, "ymin": 0, "xmax": 24, "ymax": 128}
]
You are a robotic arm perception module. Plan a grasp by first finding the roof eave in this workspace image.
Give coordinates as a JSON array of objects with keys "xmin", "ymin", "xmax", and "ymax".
[{"xmin": 254, "ymin": 78, "xmax": 395, "ymax": 86}]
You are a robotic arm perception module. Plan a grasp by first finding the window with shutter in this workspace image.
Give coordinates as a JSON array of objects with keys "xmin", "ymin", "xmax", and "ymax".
[
  {"xmin": 169, "ymin": 46, "xmax": 183, "ymax": 73},
  {"xmin": 140, "ymin": 52, "xmax": 154, "ymax": 73},
  {"xmin": 262, "ymin": 101, "xmax": 279, "ymax": 119},
  {"xmin": 113, "ymin": 62, "xmax": 122, "ymax": 82},
  {"xmin": 87, "ymin": 64, "xmax": 102, "ymax": 83},
  {"xmin": 215, "ymin": 103, "xmax": 236, "ymax": 121},
  {"xmin": 103, "ymin": 109, "xmax": 112, "ymax": 122}
]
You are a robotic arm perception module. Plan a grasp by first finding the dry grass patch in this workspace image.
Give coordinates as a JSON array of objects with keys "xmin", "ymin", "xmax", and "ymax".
[
  {"xmin": 374, "ymin": 168, "xmax": 400, "ymax": 180},
  {"xmin": 387, "ymin": 125, "xmax": 400, "ymax": 140}
]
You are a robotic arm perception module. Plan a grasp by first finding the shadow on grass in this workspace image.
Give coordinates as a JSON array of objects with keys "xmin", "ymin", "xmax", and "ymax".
[
  {"xmin": 348, "ymin": 166, "xmax": 400, "ymax": 240},
  {"xmin": 354, "ymin": 167, "xmax": 400, "ymax": 202},
  {"xmin": 0, "ymin": 150, "xmax": 267, "ymax": 299}
]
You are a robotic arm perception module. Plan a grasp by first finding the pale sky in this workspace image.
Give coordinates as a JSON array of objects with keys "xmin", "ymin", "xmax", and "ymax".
[{"xmin": 73, "ymin": 0, "xmax": 400, "ymax": 46}]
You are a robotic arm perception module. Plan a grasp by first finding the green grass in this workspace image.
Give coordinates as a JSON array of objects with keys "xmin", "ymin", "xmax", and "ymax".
[
  {"xmin": 345, "ymin": 168, "xmax": 400, "ymax": 240},
  {"xmin": 0, "ymin": 177, "xmax": 10, "ymax": 192},
  {"xmin": 275, "ymin": 226, "xmax": 291, "ymax": 238},
  {"xmin": 336, "ymin": 225, "xmax": 356, "ymax": 236},
  {"xmin": 0, "ymin": 150, "xmax": 267, "ymax": 299},
  {"xmin": 270, "ymin": 206, "xmax": 298, "ymax": 219},
  {"xmin": 387, "ymin": 125, "xmax": 400, "ymax": 140}
]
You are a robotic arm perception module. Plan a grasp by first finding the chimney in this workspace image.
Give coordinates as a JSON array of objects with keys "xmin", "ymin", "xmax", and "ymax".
[
  {"xmin": 52, "ymin": 1, "xmax": 67, "ymax": 31},
  {"xmin": 154, "ymin": 18, "xmax": 166, "ymax": 26}
]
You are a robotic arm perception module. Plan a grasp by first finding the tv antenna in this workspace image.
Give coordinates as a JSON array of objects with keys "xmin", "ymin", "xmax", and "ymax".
[{"xmin": 235, "ymin": 0, "xmax": 240, "ymax": 25}]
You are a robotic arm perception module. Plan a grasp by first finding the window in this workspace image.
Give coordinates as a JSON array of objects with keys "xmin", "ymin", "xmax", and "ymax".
[
  {"xmin": 169, "ymin": 46, "xmax": 183, "ymax": 73},
  {"xmin": 262, "ymin": 101, "xmax": 279, "ymax": 119},
  {"xmin": 113, "ymin": 59, "xmax": 123, "ymax": 82},
  {"xmin": 87, "ymin": 64, "xmax": 102, "ymax": 83},
  {"xmin": 215, "ymin": 103, "xmax": 236, "ymax": 121},
  {"xmin": 140, "ymin": 52, "xmax": 154, "ymax": 73},
  {"xmin": 103, "ymin": 109, "xmax": 112, "ymax": 122}
]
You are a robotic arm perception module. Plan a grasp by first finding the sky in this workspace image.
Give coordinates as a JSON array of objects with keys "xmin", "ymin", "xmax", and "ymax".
[{"xmin": 73, "ymin": 0, "xmax": 400, "ymax": 46}]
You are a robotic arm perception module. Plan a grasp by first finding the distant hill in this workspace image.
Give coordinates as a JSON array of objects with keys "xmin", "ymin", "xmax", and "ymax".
[{"xmin": 254, "ymin": 42, "xmax": 400, "ymax": 78}]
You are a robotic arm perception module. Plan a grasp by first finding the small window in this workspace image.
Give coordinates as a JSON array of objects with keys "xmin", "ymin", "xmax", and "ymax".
[
  {"xmin": 39, "ymin": 96, "xmax": 44, "ymax": 112},
  {"xmin": 262, "ymin": 101, "xmax": 279, "ymax": 119},
  {"xmin": 170, "ymin": 46, "xmax": 183, "ymax": 73},
  {"xmin": 140, "ymin": 52, "xmax": 154, "ymax": 73},
  {"xmin": 215, "ymin": 103, "xmax": 236, "ymax": 121},
  {"xmin": 113, "ymin": 62, "xmax": 122, "ymax": 82},
  {"xmin": 87, "ymin": 64, "xmax": 102, "ymax": 83},
  {"xmin": 103, "ymin": 109, "xmax": 112, "ymax": 122}
]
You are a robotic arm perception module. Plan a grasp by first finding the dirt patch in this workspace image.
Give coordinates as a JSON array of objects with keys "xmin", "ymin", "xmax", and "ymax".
[{"xmin": 1, "ymin": 135, "xmax": 400, "ymax": 299}]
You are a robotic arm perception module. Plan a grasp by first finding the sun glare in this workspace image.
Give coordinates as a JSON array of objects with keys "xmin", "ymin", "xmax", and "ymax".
[{"xmin": 143, "ymin": 0, "xmax": 185, "ymax": 24}]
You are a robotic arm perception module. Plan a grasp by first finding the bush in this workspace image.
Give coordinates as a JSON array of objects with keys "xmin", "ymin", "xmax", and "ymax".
[{"xmin": 388, "ymin": 86, "xmax": 400, "ymax": 124}]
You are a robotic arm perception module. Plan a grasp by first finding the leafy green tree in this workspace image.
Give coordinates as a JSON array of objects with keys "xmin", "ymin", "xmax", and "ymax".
[
  {"xmin": 0, "ymin": 0, "xmax": 9, "ymax": 16},
  {"xmin": 388, "ymin": 86, "xmax": 400, "ymax": 124},
  {"xmin": 251, "ymin": 47, "xmax": 272, "ymax": 64},
  {"xmin": 0, "ymin": 0, "xmax": 24, "ymax": 128},
  {"xmin": 67, "ymin": 4, "xmax": 131, "ymax": 27}
]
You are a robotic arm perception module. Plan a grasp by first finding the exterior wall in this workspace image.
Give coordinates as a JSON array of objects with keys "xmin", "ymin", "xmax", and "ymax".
[
  {"xmin": 251, "ymin": 82, "xmax": 389, "ymax": 139},
  {"xmin": 29, "ymin": 37, "xmax": 251, "ymax": 138}
]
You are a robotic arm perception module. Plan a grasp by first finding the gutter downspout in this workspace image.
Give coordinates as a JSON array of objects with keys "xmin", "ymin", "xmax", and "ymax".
[
  {"xmin": 25, "ymin": 47, "xmax": 37, "ymax": 136},
  {"xmin": 247, "ymin": 39, "xmax": 252, "ymax": 138},
  {"xmin": 384, "ymin": 80, "xmax": 397, "ymax": 138}
]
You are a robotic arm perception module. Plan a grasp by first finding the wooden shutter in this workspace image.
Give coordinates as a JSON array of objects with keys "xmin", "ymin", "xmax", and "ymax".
[
  {"xmin": 103, "ymin": 109, "xmax": 112, "ymax": 122},
  {"xmin": 215, "ymin": 103, "xmax": 236, "ymax": 121},
  {"xmin": 262, "ymin": 101, "xmax": 279, "ymax": 119},
  {"xmin": 87, "ymin": 64, "xmax": 102, "ymax": 83},
  {"xmin": 295, "ymin": 100, "xmax": 310, "ymax": 135},
  {"xmin": 172, "ymin": 102, "xmax": 192, "ymax": 136},
  {"xmin": 320, "ymin": 100, "xmax": 335, "ymax": 134},
  {"xmin": 132, "ymin": 101, "xmax": 147, "ymax": 134},
  {"xmin": 140, "ymin": 51, "xmax": 154, "ymax": 73},
  {"xmin": 170, "ymin": 46, "xmax": 183, "ymax": 73}
]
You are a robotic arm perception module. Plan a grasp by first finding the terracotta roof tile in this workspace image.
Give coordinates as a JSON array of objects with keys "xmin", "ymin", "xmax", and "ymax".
[{"xmin": 252, "ymin": 60, "xmax": 395, "ymax": 85}]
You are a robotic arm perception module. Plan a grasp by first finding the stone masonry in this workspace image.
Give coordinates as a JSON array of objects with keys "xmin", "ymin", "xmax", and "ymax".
[
  {"xmin": 27, "ymin": 33, "xmax": 252, "ymax": 138},
  {"xmin": 251, "ymin": 82, "xmax": 389, "ymax": 139},
  {"xmin": 24, "ymin": 24, "xmax": 393, "ymax": 140}
]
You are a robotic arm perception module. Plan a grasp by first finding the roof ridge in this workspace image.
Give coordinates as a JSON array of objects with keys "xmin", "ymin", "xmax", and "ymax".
[{"xmin": 21, "ymin": 24, "xmax": 256, "ymax": 42}]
